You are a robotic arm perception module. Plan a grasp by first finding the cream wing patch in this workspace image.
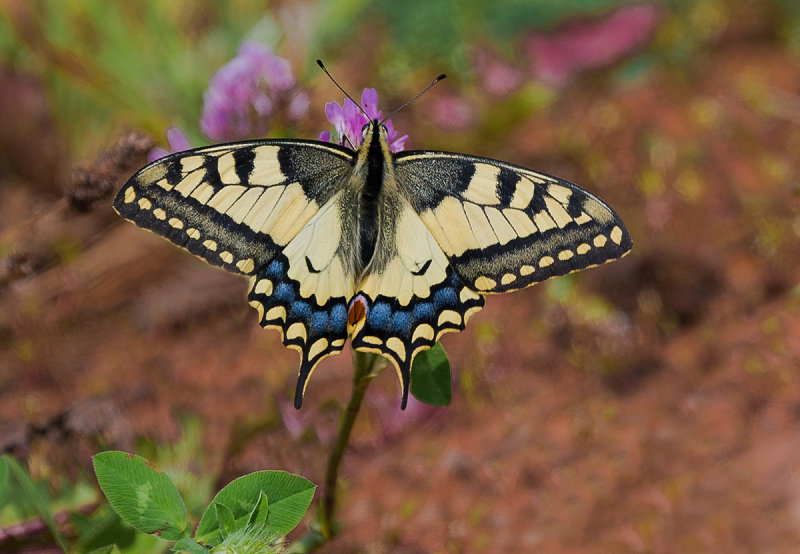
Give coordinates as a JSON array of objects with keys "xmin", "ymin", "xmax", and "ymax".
[
  {"xmin": 282, "ymin": 193, "xmax": 354, "ymax": 306},
  {"xmin": 359, "ymin": 207, "xmax": 449, "ymax": 306}
]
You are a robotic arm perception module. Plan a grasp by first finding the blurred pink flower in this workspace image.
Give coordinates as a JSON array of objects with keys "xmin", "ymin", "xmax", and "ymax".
[
  {"xmin": 474, "ymin": 50, "xmax": 524, "ymax": 96},
  {"xmin": 148, "ymin": 126, "xmax": 192, "ymax": 162},
  {"xmin": 426, "ymin": 93, "xmax": 475, "ymax": 131},
  {"xmin": 526, "ymin": 3, "xmax": 661, "ymax": 85},
  {"xmin": 200, "ymin": 41, "xmax": 308, "ymax": 141},
  {"xmin": 319, "ymin": 88, "xmax": 408, "ymax": 152}
]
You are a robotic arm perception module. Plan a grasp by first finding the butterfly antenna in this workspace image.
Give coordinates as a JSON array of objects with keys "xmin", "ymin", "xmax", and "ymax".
[
  {"xmin": 316, "ymin": 59, "xmax": 366, "ymax": 116},
  {"xmin": 381, "ymin": 73, "xmax": 447, "ymax": 124}
]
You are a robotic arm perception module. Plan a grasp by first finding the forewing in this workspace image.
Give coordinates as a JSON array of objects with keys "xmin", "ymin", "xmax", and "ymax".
[
  {"xmin": 113, "ymin": 139, "xmax": 353, "ymax": 275},
  {"xmin": 349, "ymin": 201, "xmax": 484, "ymax": 408},
  {"xmin": 394, "ymin": 151, "xmax": 632, "ymax": 293}
]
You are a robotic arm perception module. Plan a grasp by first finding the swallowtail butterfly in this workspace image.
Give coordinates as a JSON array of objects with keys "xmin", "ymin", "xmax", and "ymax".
[{"xmin": 113, "ymin": 75, "xmax": 632, "ymax": 409}]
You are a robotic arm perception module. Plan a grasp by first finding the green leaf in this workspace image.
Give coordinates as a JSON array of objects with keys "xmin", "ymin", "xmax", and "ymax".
[
  {"xmin": 1, "ymin": 454, "xmax": 69, "ymax": 551},
  {"xmin": 173, "ymin": 537, "xmax": 210, "ymax": 554},
  {"xmin": 0, "ymin": 456, "xmax": 9, "ymax": 507},
  {"xmin": 246, "ymin": 491, "xmax": 269, "ymax": 526},
  {"xmin": 194, "ymin": 471, "xmax": 315, "ymax": 545},
  {"xmin": 214, "ymin": 502, "xmax": 235, "ymax": 540},
  {"xmin": 411, "ymin": 342, "xmax": 452, "ymax": 406},
  {"xmin": 93, "ymin": 451, "xmax": 188, "ymax": 541}
]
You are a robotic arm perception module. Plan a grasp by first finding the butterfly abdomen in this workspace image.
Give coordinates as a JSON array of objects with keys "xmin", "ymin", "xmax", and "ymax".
[{"xmin": 354, "ymin": 122, "xmax": 388, "ymax": 272}]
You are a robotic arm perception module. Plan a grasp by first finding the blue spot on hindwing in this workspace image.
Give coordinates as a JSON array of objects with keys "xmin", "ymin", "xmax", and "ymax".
[
  {"xmin": 274, "ymin": 283, "xmax": 295, "ymax": 302},
  {"xmin": 310, "ymin": 310, "xmax": 329, "ymax": 334},
  {"xmin": 390, "ymin": 311, "xmax": 411, "ymax": 333},
  {"xmin": 290, "ymin": 300, "xmax": 311, "ymax": 319},
  {"xmin": 433, "ymin": 286, "xmax": 458, "ymax": 308},
  {"xmin": 412, "ymin": 302, "xmax": 435, "ymax": 321},
  {"xmin": 368, "ymin": 302, "xmax": 391, "ymax": 329},
  {"xmin": 330, "ymin": 303, "xmax": 348, "ymax": 329}
]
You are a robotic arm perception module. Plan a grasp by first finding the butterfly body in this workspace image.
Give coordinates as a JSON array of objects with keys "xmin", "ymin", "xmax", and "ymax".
[{"xmin": 114, "ymin": 120, "xmax": 631, "ymax": 408}]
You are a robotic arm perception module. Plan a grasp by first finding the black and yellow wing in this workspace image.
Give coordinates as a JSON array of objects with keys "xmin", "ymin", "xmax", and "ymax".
[
  {"xmin": 113, "ymin": 140, "xmax": 358, "ymax": 406},
  {"xmin": 343, "ymin": 150, "xmax": 631, "ymax": 408},
  {"xmin": 395, "ymin": 151, "xmax": 633, "ymax": 293}
]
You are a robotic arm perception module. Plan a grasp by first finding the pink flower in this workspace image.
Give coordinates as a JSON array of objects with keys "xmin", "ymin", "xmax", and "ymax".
[
  {"xmin": 148, "ymin": 126, "xmax": 192, "ymax": 162},
  {"xmin": 319, "ymin": 88, "xmax": 408, "ymax": 152},
  {"xmin": 526, "ymin": 3, "xmax": 661, "ymax": 85},
  {"xmin": 199, "ymin": 41, "xmax": 308, "ymax": 141}
]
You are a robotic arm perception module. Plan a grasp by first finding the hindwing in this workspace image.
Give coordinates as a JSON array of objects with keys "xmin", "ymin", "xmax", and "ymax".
[
  {"xmin": 394, "ymin": 151, "xmax": 633, "ymax": 293},
  {"xmin": 349, "ymin": 197, "xmax": 484, "ymax": 408}
]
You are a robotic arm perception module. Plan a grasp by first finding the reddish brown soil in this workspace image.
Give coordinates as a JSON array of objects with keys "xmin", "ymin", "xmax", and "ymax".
[{"xmin": 2, "ymin": 30, "xmax": 800, "ymax": 554}]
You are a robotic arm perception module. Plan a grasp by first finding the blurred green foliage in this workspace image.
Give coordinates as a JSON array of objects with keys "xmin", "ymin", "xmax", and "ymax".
[{"xmin": 1, "ymin": 0, "xmax": 798, "ymax": 163}]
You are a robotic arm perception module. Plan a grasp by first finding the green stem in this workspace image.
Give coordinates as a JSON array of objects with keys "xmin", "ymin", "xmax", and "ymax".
[{"xmin": 289, "ymin": 351, "xmax": 379, "ymax": 551}]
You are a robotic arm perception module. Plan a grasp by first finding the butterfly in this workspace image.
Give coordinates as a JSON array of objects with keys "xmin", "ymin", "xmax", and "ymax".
[{"xmin": 113, "ymin": 96, "xmax": 632, "ymax": 410}]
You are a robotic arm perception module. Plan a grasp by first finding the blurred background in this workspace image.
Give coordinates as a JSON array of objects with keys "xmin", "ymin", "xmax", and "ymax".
[{"xmin": 1, "ymin": 0, "xmax": 799, "ymax": 551}]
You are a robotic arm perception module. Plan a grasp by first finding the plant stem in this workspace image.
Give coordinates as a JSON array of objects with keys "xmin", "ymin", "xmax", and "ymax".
[
  {"xmin": 318, "ymin": 350, "xmax": 377, "ymax": 538},
  {"xmin": 289, "ymin": 351, "xmax": 379, "ymax": 551}
]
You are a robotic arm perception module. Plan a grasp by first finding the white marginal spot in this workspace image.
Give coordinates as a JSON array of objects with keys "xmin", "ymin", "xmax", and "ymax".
[
  {"xmin": 539, "ymin": 256, "xmax": 554, "ymax": 268},
  {"xmin": 168, "ymin": 217, "xmax": 184, "ymax": 229},
  {"xmin": 362, "ymin": 336, "xmax": 383, "ymax": 346},
  {"xmin": 386, "ymin": 337, "xmax": 407, "ymax": 362},
  {"xmin": 236, "ymin": 258, "xmax": 255, "ymax": 273},
  {"xmin": 611, "ymin": 225, "xmax": 623, "ymax": 245},
  {"xmin": 474, "ymin": 276, "xmax": 496, "ymax": 291},
  {"xmin": 464, "ymin": 305, "xmax": 483, "ymax": 323},
  {"xmin": 286, "ymin": 322, "xmax": 307, "ymax": 342},
  {"xmin": 220, "ymin": 251, "xmax": 234, "ymax": 264},
  {"xmin": 137, "ymin": 197, "xmax": 152, "ymax": 210},
  {"xmin": 255, "ymin": 278, "xmax": 273, "ymax": 295},
  {"xmin": 331, "ymin": 339, "xmax": 346, "ymax": 348},
  {"xmin": 203, "ymin": 239, "xmax": 218, "ymax": 251},
  {"xmin": 558, "ymin": 249, "xmax": 574, "ymax": 261},
  {"xmin": 501, "ymin": 273, "xmax": 517, "ymax": 285},
  {"xmin": 437, "ymin": 310, "xmax": 462, "ymax": 326},
  {"xmin": 412, "ymin": 323, "xmax": 435, "ymax": 343},
  {"xmin": 593, "ymin": 234, "xmax": 608, "ymax": 248},
  {"xmin": 577, "ymin": 243, "xmax": 591, "ymax": 255},
  {"xmin": 187, "ymin": 228, "xmax": 201, "ymax": 240},
  {"xmin": 265, "ymin": 306, "xmax": 286, "ymax": 322},
  {"xmin": 152, "ymin": 208, "xmax": 167, "ymax": 220},
  {"xmin": 520, "ymin": 265, "xmax": 535, "ymax": 276},
  {"xmin": 124, "ymin": 187, "xmax": 136, "ymax": 203},
  {"xmin": 308, "ymin": 338, "xmax": 329, "ymax": 360},
  {"xmin": 248, "ymin": 300, "xmax": 265, "ymax": 319},
  {"xmin": 459, "ymin": 287, "xmax": 481, "ymax": 302}
]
